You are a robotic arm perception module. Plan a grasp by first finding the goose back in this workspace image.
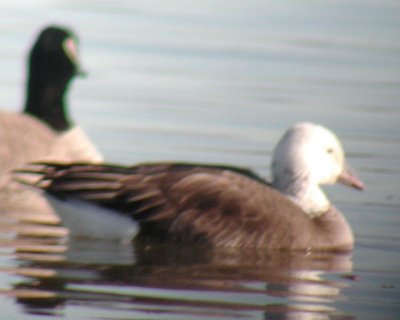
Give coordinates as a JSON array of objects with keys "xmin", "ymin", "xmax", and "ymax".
[{"xmin": 26, "ymin": 162, "xmax": 354, "ymax": 250}]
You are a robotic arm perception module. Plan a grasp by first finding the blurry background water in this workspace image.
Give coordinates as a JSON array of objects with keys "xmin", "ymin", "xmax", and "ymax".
[{"xmin": 0, "ymin": 1, "xmax": 399, "ymax": 319}]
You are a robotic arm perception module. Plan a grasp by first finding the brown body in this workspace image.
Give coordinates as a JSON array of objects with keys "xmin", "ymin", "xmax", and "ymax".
[
  {"xmin": 27, "ymin": 162, "xmax": 354, "ymax": 251},
  {"xmin": 0, "ymin": 26, "xmax": 102, "ymax": 214}
]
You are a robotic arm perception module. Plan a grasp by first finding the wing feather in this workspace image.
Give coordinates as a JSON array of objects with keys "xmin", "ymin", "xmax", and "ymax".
[{"xmin": 19, "ymin": 162, "xmax": 280, "ymax": 245}]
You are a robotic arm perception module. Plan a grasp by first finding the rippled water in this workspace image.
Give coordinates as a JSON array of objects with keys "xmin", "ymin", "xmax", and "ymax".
[{"xmin": 0, "ymin": 1, "xmax": 399, "ymax": 319}]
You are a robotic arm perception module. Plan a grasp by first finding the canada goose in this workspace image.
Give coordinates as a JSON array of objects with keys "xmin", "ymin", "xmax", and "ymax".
[
  {"xmin": 19, "ymin": 123, "xmax": 364, "ymax": 251},
  {"xmin": 0, "ymin": 25, "xmax": 102, "ymax": 214}
]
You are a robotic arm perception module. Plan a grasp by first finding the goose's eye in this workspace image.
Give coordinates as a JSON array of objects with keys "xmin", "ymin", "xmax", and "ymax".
[{"xmin": 327, "ymin": 148, "xmax": 334, "ymax": 154}]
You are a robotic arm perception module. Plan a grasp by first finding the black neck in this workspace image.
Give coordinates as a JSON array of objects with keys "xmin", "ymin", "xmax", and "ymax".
[{"xmin": 24, "ymin": 66, "xmax": 74, "ymax": 132}]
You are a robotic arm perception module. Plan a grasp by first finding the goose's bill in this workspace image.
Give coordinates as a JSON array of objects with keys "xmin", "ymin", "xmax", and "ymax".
[
  {"xmin": 338, "ymin": 166, "xmax": 364, "ymax": 190},
  {"xmin": 76, "ymin": 68, "xmax": 88, "ymax": 77}
]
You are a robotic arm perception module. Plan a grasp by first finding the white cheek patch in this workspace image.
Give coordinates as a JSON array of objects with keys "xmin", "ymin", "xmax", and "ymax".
[{"xmin": 62, "ymin": 37, "xmax": 80, "ymax": 66}]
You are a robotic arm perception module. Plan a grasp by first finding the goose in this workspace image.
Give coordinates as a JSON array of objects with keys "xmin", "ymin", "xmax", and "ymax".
[
  {"xmin": 19, "ymin": 123, "xmax": 364, "ymax": 250},
  {"xmin": 0, "ymin": 25, "xmax": 102, "ymax": 214}
]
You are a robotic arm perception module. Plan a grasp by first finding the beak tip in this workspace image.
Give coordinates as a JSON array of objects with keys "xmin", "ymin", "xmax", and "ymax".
[
  {"xmin": 338, "ymin": 168, "xmax": 365, "ymax": 191},
  {"xmin": 354, "ymin": 181, "xmax": 365, "ymax": 191},
  {"xmin": 76, "ymin": 69, "xmax": 88, "ymax": 78}
]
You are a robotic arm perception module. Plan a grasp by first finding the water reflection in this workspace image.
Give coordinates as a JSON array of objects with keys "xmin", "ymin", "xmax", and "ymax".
[{"xmin": 1, "ymin": 218, "xmax": 354, "ymax": 319}]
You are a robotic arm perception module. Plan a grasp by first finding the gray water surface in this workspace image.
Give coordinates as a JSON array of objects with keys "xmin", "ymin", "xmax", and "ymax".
[{"xmin": 0, "ymin": 1, "xmax": 399, "ymax": 319}]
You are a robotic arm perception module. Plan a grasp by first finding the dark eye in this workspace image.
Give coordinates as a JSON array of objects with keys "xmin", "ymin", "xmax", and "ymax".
[{"xmin": 327, "ymin": 148, "xmax": 334, "ymax": 154}]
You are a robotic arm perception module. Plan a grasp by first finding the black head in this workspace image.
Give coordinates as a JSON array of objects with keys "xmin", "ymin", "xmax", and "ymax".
[{"xmin": 24, "ymin": 25, "xmax": 84, "ymax": 131}]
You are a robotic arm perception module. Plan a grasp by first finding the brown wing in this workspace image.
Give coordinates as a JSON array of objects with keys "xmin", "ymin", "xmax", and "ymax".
[
  {"xmin": 21, "ymin": 162, "xmax": 306, "ymax": 247},
  {"xmin": 160, "ymin": 168, "xmax": 310, "ymax": 247},
  {"xmin": 24, "ymin": 163, "xmax": 176, "ymax": 219}
]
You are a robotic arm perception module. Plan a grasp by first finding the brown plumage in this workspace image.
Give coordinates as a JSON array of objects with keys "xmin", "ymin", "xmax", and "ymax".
[
  {"xmin": 21, "ymin": 162, "xmax": 354, "ymax": 251},
  {"xmin": 0, "ymin": 26, "xmax": 102, "ymax": 215},
  {"xmin": 17, "ymin": 123, "xmax": 363, "ymax": 250}
]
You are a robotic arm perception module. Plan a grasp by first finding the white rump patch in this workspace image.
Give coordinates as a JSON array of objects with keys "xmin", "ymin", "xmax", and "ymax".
[{"xmin": 46, "ymin": 195, "xmax": 138, "ymax": 243}]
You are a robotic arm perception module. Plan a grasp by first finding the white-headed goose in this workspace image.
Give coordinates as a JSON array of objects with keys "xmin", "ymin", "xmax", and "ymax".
[{"xmin": 19, "ymin": 123, "xmax": 363, "ymax": 250}]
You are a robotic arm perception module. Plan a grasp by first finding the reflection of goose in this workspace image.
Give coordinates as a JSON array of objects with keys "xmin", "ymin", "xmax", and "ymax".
[
  {"xmin": 21, "ymin": 123, "xmax": 363, "ymax": 250},
  {"xmin": 11, "ymin": 239, "xmax": 352, "ymax": 318},
  {"xmin": 0, "ymin": 26, "xmax": 102, "ymax": 215}
]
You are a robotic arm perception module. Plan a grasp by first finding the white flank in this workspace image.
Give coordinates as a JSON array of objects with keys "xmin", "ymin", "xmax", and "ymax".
[{"xmin": 46, "ymin": 195, "xmax": 139, "ymax": 242}]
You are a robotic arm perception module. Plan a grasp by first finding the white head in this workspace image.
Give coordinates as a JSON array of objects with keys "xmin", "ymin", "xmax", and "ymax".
[{"xmin": 271, "ymin": 123, "xmax": 364, "ymax": 217}]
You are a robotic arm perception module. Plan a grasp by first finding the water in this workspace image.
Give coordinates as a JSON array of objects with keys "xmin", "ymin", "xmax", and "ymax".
[{"xmin": 0, "ymin": 1, "xmax": 399, "ymax": 319}]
